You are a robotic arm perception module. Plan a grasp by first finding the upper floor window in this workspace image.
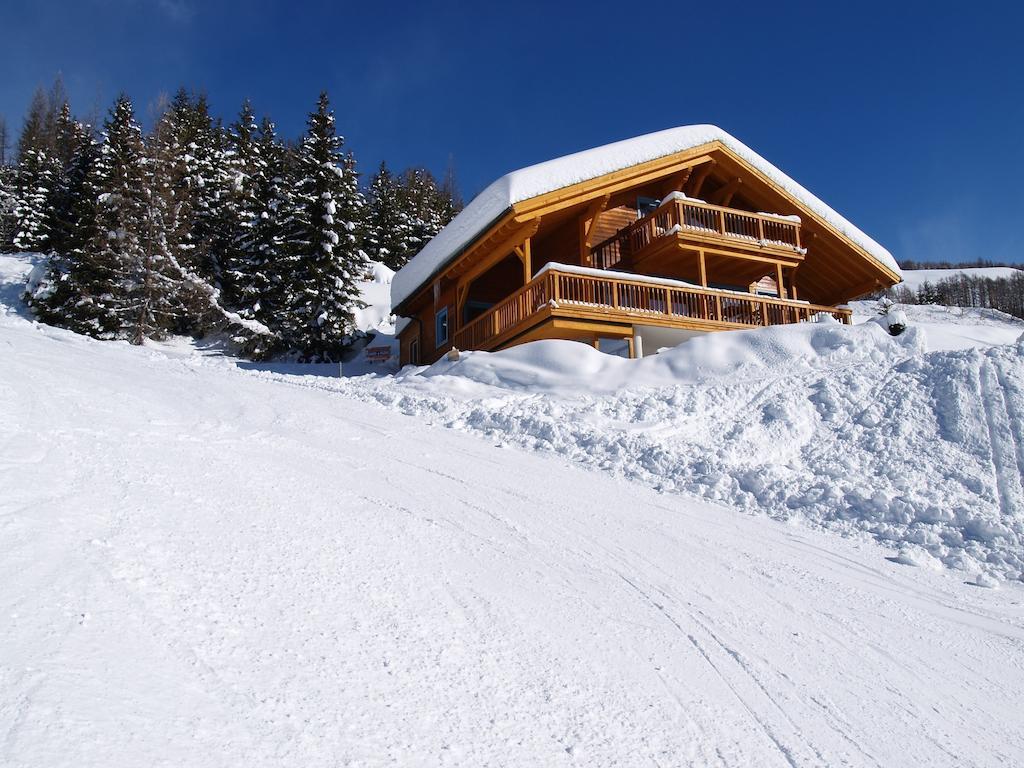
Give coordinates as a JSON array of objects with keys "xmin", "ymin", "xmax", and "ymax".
[
  {"xmin": 435, "ymin": 307, "xmax": 449, "ymax": 348},
  {"xmin": 637, "ymin": 196, "xmax": 660, "ymax": 217}
]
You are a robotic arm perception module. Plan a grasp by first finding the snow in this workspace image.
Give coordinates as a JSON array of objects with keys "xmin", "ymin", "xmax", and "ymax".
[
  {"xmin": 352, "ymin": 259, "xmax": 396, "ymax": 334},
  {"xmin": 851, "ymin": 300, "xmax": 1024, "ymax": 351},
  {"xmin": 899, "ymin": 266, "xmax": 1023, "ymax": 293},
  {"xmin": 391, "ymin": 125, "xmax": 900, "ymax": 307},
  {"xmin": 321, "ymin": 309, "xmax": 1024, "ymax": 583},
  {"xmin": 537, "ymin": 261, "xmax": 814, "ymax": 303},
  {"xmin": 3, "ymin": 251, "xmax": 1024, "ymax": 765}
]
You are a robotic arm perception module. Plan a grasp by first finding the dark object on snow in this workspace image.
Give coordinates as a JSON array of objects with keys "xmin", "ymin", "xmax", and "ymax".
[{"xmin": 886, "ymin": 309, "xmax": 908, "ymax": 336}]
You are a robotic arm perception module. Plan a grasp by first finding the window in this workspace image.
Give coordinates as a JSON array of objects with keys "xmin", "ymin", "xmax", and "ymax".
[
  {"xmin": 435, "ymin": 307, "xmax": 449, "ymax": 348},
  {"xmin": 409, "ymin": 337, "xmax": 420, "ymax": 365},
  {"xmin": 637, "ymin": 196, "xmax": 660, "ymax": 217}
]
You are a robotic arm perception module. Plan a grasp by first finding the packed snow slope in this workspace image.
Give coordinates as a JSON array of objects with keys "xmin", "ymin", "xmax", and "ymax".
[{"xmin": 3, "ymin": 252, "xmax": 1024, "ymax": 766}]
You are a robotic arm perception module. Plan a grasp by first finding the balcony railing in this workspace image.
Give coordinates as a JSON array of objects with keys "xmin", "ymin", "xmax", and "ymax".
[
  {"xmin": 452, "ymin": 265, "xmax": 851, "ymax": 352},
  {"xmin": 592, "ymin": 196, "xmax": 803, "ymax": 270}
]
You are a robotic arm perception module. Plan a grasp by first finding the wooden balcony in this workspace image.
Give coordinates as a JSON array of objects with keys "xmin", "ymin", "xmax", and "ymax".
[
  {"xmin": 453, "ymin": 265, "xmax": 851, "ymax": 353},
  {"xmin": 592, "ymin": 196, "xmax": 804, "ymax": 271}
]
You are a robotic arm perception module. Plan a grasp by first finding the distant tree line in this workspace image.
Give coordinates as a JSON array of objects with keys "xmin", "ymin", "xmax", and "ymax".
[
  {"xmin": 0, "ymin": 78, "xmax": 461, "ymax": 360},
  {"xmin": 897, "ymin": 258, "xmax": 1017, "ymax": 270},
  {"xmin": 888, "ymin": 273, "xmax": 1024, "ymax": 320}
]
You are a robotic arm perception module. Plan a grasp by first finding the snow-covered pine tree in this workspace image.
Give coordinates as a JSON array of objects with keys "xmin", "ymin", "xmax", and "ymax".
[
  {"xmin": 29, "ymin": 96, "xmax": 149, "ymax": 339},
  {"xmin": 364, "ymin": 161, "xmax": 412, "ymax": 270},
  {"xmin": 12, "ymin": 146, "xmax": 58, "ymax": 252},
  {"xmin": 141, "ymin": 93, "xmax": 216, "ymax": 336},
  {"xmin": 220, "ymin": 100, "xmax": 262, "ymax": 311},
  {"xmin": 182, "ymin": 94, "xmax": 235, "ymax": 290},
  {"xmin": 47, "ymin": 106, "xmax": 99, "ymax": 258},
  {"xmin": 0, "ymin": 164, "xmax": 17, "ymax": 249},
  {"xmin": 382, "ymin": 166, "xmax": 460, "ymax": 269},
  {"xmin": 236, "ymin": 116, "xmax": 292, "ymax": 358},
  {"xmin": 277, "ymin": 92, "xmax": 367, "ymax": 361},
  {"xmin": 26, "ymin": 110, "xmax": 102, "ymax": 328},
  {"xmin": 11, "ymin": 83, "xmax": 75, "ymax": 253}
]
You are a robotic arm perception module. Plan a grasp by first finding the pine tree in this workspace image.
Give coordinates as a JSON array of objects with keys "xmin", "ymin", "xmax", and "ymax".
[
  {"xmin": 220, "ymin": 100, "xmax": 261, "ymax": 310},
  {"xmin": 0, "ymin": 164, "xmax": 18, "ymax": 250},
  {"xmin": 364, "ymin": 161, "xmax": 411, "ymax": 270},
  {"xmin": 48, "ymin": 107, "xmax": 99, "ymax": 257},
  {"xmin": 276, "ymin": 92, "xmax": 367, "ymax": 361},
  {"xmin": 80, "ymin": 96, "xmax": 150, "ymax": 339},
  {"xmin": 12, "ymin": 145, "xmax": 57, "ymax": 252}
]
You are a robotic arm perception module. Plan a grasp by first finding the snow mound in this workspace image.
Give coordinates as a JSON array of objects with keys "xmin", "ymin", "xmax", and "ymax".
[
  {"xmin": 336, "ymin": 320, "xmax": 1024, "ymax": 582},
  {"xmin": 392, "ymin": 125, "xmax": 900, "ymax": 307},
  {"xmin": 353, "ymin": 260, "xmax": 397, "ymax": 334},
  {"xmin": 415, "ymin": 319, "xmax": 924, "ymax": 394},
  {"xmin": 851, "ymin": 300, "xmax": 1024, "ymax": 352}
]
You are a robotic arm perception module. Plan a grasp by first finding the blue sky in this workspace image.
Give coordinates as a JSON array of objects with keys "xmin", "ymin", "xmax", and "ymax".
[{"xmin": 4, "ymin": 0, "xmax": 1022, "ymax": 264}]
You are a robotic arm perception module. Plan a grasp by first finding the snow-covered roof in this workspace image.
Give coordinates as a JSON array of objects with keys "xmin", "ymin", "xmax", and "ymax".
[{"xmin": 391, "ymin": 125, "xmax": 901, "ymax": 309}]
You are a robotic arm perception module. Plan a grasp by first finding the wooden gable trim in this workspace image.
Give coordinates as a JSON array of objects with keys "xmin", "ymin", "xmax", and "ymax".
[
  {"xmin": 701, "ymin": 142, "xmax": 901, "ymax": 286},
  {"xmin": 511, "ymin": 152, "xmax": 717, "ymax": 221}
]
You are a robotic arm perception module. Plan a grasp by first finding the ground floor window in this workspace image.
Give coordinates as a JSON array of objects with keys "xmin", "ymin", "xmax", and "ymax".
[
  {"xmin": 409, "ymin": 337, "xmax": 420, "ymax": 365},
  {"xmin": 435, "ymin": 307, "xmax": 449, "ymax": 347}
]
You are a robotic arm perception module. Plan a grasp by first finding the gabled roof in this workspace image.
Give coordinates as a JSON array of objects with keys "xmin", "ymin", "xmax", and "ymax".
[{"xmin": 391, "ymin": 125, "xmax": 900, "ymax": 309}]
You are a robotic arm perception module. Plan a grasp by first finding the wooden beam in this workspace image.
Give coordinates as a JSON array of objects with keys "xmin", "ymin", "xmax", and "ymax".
[
  {"xmin": 515, "ymin": 155, "xmax": 714, "ymax": 220},
  {"xmin": 515, "ymin": 237, "xmax": 533, "ymax": 282},
  {"xmin": 687, "ymin": 160, "xmax": 715, "ymax": 198},
  {"xmin": 698, "ymin": 249, "xmax": 708, "ymax": 287},
  {"xmin": 451, "ymin": 219, "xmax": 540, "ymax": 288},
  {"xmin": 710, "ymin": 177, "xmax": 742, "ymax": 206},
  {"xmin": 776, "ymin": 263, "xmax": 785, "ymax": 299},
  {"xmin": 661, "ymin": 167, "xmax": 692, "ymax": 196}
]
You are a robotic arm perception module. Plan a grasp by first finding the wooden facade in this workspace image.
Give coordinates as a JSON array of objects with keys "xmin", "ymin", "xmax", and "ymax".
[{"xmin": 394, "ymin": 139, "xmax": 900, "ymax": 366}]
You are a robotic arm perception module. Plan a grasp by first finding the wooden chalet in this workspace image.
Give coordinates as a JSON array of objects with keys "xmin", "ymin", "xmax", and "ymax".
[{"xmin": 391, "ymin": 126, "xmax": 901, "ymax": 365}]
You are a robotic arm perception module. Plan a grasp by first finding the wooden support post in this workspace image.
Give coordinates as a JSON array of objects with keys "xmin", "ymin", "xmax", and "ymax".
[
  {"xmin": 698, "ymin": 250, "xmax": 708, "ymax": 287},
  {"xmin": 522, "ymin": 237, "xmax": 532, "ymax": 283},
  {"xmin": 627, "ymin": 336, "xmax": 635, "ymax": 359},
  {"xmin": 664, "ymin": 287, "xmax": 672, "ymax": 317},
  {"xmin": 579, "ymin": 194, "xmax": 610, "ymax": 266},
  {"xmin": 710, "ymin": 177, "xmax": 742, "ymax": 206},
  {"xmin": 776, "ymin": 263, "xmax": 785, "ymax": 299}
]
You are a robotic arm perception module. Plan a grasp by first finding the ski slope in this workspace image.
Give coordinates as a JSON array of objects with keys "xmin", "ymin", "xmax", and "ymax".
[{"xmin": 2, "ymin": 253, "xmax": 1024, "ymax": 766}]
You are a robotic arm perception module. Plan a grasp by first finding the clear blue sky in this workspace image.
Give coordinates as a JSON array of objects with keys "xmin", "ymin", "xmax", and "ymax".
[{"xmin": 4, "ymin": 0, "xmax": 1022, "ymax": 264}]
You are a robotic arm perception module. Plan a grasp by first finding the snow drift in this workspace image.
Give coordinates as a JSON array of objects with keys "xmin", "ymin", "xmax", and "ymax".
[{"xmin": 320, "ymin": 317, "xmax": 1024, "ymax": 583}]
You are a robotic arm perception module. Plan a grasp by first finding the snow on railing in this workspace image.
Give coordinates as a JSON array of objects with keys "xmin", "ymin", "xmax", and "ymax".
[
  {"xmin": 591, "ymin": 198, "xmax": 803, "ymax": 270},
  {"xmin": 452, "ymin": 265, "xmax": 850, "ymax": 352}
]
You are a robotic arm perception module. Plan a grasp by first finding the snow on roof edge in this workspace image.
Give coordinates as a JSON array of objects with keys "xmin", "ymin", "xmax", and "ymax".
[{"xmin": 391, "ymin": 125, "xmax": 901, "ymax": 309}]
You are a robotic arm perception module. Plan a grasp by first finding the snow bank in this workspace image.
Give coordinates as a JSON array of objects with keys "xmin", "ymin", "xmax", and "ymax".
[
  {"xmin": 414, "ymin": 318, "xmax": 922, "ymax": 394},
  {"xmin": 851, "ymin": 300, "xmax": 1024, "ymax": 352},
  {"xmin": 333, "ymin": 319, "xmax": 1024, "ymax": 583},
  {"xmin": 392, "ymin": 124, "xmax": 900, "ymax": 308}
]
